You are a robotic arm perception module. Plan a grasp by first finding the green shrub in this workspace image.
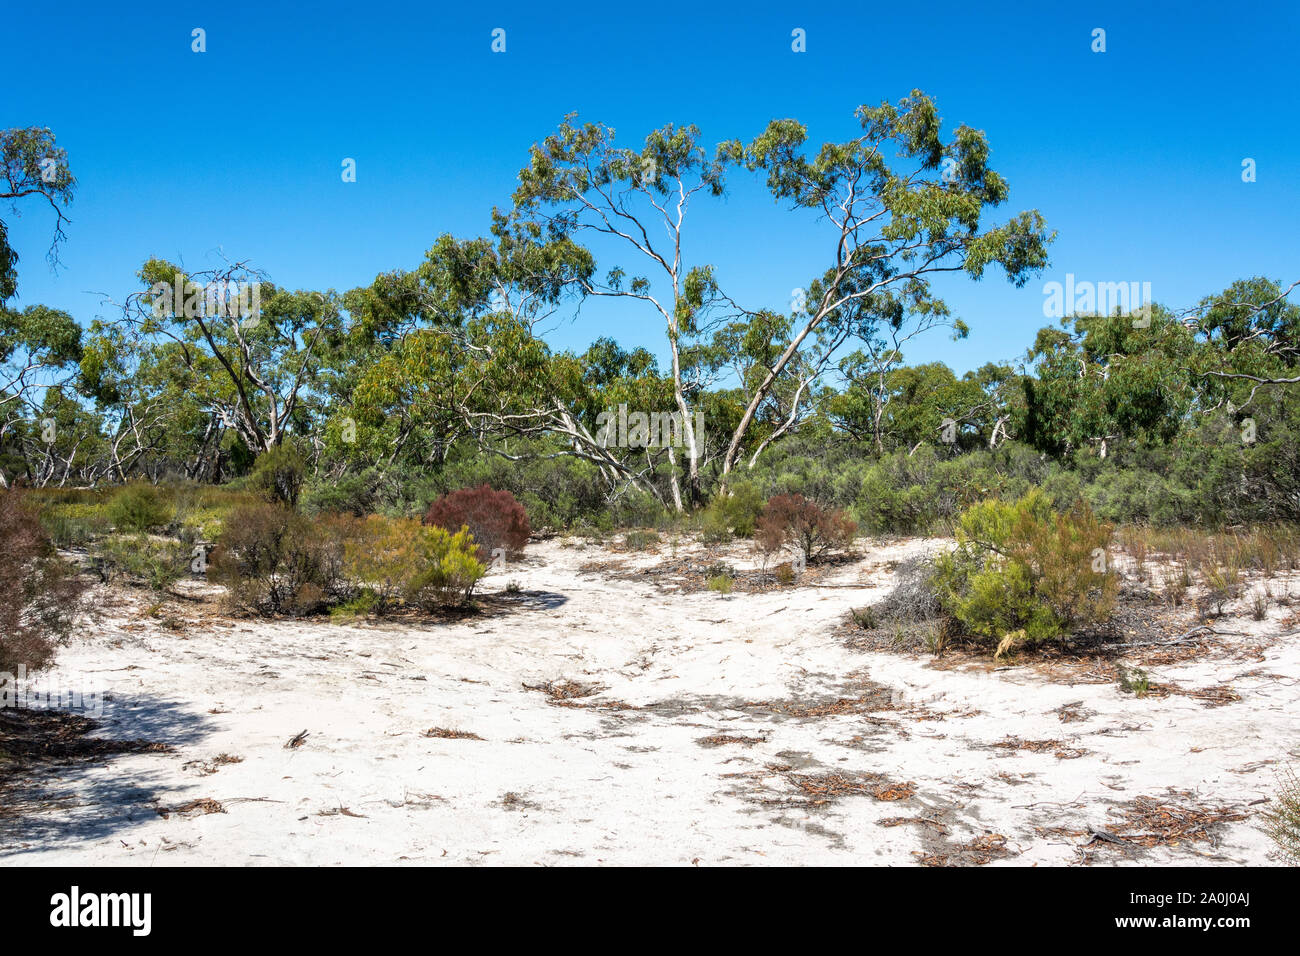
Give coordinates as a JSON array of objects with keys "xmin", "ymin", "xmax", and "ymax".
[
  {"xmin": 623, "ymin": 529, "xmax": 660, "ymax": 551},
  {"xmin": 41, "ymin": 507, "xmax": 110, "ymax": 548},
  {"xmin": 330, "ymin": 588, "xmax": 380, "ymax": 621},
  {"xmin": 699, "ymin": 480, "xmax": 764, "ymax": 540},
  {"xmin": 707, "ymin": 574, "xmax": 733, "ymax": 594},
  {"xmin": 302, "ymin": 469, "xmax": 377, "ymax": 516},
  {"xmin": 249, "ymin": 443, "xmax": 307, "ymax": 508},
  {"xmin": 932, "ymin": 490, "xmax": 1116, "ymax": 648},
  {"xmin": 408, "ymin": 528, "xmax": 486, "ymax": 609},
  {"xmin": 343, "ymin": 515, "xmax": 485, "ymax": 611},
  {"xmin": 1265, "ymin": 766, "xmax": 1300, "ymax": 865},
  {"xmin": 98, "ymin": 534, "xmax": 189, "ymax": 593},
  {"xmin": 1117, "ymin": 665, "xmax": 1151, "ymax": 697},
  {"xmin": 107, "ymin": 483, "xmax": 173, "ymax": 532}
]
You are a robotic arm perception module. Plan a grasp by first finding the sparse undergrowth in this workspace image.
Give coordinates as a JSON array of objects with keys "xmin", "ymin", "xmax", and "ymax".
[{"xmin": 1265, "ymin": 766, "xmax": 1300, "ymax": 864}]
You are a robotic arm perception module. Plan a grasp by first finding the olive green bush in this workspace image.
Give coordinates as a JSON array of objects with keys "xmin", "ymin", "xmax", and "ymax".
[
  {"xmin": 248, "ymin": 443, "xmax": 307, "ymax": 507},
  {"xmin": 107, "ymin": 482, "xmax": 172, "ymax": 532},
  {"xmin": 344, "ymin": 515, "xmax": 484, "ymax": 611},
  {"xmin": 99, "ymin": 534, "xmax": 189, "ymax": 593},
  {"xmin": 932, "ymin": 490, "xmax": 1116, "ymax": 647},
  {"xmin": 208, "ymin": 504, "xmax": 347, "ymax": 615}
]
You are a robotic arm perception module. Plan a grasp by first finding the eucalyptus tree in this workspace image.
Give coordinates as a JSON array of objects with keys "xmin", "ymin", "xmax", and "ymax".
[
  {"xmin": 716, "ymin": 90, "xmax": 1053, "ymax": 483},
  {"xmin": 103, "ymin": 258, "xmax": 342, "ymax": 460},
  {"xmin": 504, "ymin": 116, "xmax": 733, "ymax": 508},
  {"xmin": 0, "ymin": 303, "xmax": 84, "ymax": 486},
  {"xmin": 1192, "ymin": 277, "xmax": 1300, "ymax": 393},
  {"xmin": 1021, "ymin": 307, "xmax": 1199, "ymax": 458},
  {"xmin": 1, "ymin": 127, "xmax": 76, "ymax": 303},
  {"xmin": 334, "ymin": 232, "xmax": 691, "ymax": 502}
]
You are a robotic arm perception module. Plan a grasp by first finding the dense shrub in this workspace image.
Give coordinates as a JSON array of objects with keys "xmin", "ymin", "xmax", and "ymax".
[
  {"xmin": 0, "ymin": 489, "xmax": 87, "ymax": 673},
  {"xmin": 301, "ymin": 468, "xmax": 378, "ymax": 516},
  {"xmin": 107, "ymin": 482, "xmax": 172, "ymax": 532},
  {"xmin": 248, "ymin": 443, "xmax": 307, "ymax": 508},
  {"xmin": 421, "ymin": 440, "xmax": 610, "ymax": 530},
  {"xmin": 932, "ymin": 490, "xmax": 1116, "ymax": 648},
  {"xmin": 343, "ymin": 515, "xmax": 484, "ymax": 611},
  {"xmin": 208, "ymin": 504, "xmax": 348, "ymax": 615},
  {"xmin": 623, "ymin": 529, "xmax": 660, "ymax": 551},
  {"xmin": 99, "ymin": 534, "xmax": 189, "ymax": 593},
  {"xmin": 699, "ymin": 480, "xmax": 764, "ymax": 540},
  {"xmin": 755, "ymin": 493, "xmax": 857, "ymax": 562},
  {"xmin": 41, "ymin": 504, "xmax": 111, "ymax": 548},
  {"xmin": 423, "ymin": 484, "xmax": 530, "ymax": 563}
]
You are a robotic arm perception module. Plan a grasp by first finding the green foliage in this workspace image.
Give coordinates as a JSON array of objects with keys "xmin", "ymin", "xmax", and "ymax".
[
  {"xmin": 932, "ymin": 490, "xmax": 1116, "ymax": 647},
  {"xmin": 1, "ymin": 127, "xmax": 76, "ymax": 303},
  {"xmin": 623, "ymin": 530, "xmax": 660, "ymax": 551},
  {"xmin": 699, "ymin": 480, "xmax": 763, "ymax": 540},
  {"xmin": 1265, "ymin": 766, "xmax": 1300, "ymax": 865},
  {"xmin": 98, "ymin": 534, "xmax": 188, "ymax": 593},
  {"xmin": 40, "ymin": 502, "xmax": 111, "ymax": 548},
  {"xmin": 249, "ymin": 443, "xmax": 307, "ymax": 507},
  {"xmin": 330, "ymin": 588, "xmax": 379, "ymax": 621},
  {"xmin": 302, "ymin": 469, "xmax": 378, "ymax": 516},
  {"xmin": 107, "ymin": 483, "xmax": 173, "ymax": 532},
  {"xmin": 1117, "ymin": 665, "xmax": 1151, "ymax": 697},
  {"xmin": 407, "ymin": 527, "xmax": 487, "ymax": 609},
  {"xmin": 707, "ymin": 574, "xmax": 733, "ymax": 594},
  {"xmin": 343, "ymin": 515, "xmax": 485, "ymax": 611}
]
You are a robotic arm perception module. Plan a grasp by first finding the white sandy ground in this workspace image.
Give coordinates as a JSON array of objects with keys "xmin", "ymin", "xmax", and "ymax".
[{"xmin": 2, "ymin": 537, "xmax": 1298, "ymax": 866}]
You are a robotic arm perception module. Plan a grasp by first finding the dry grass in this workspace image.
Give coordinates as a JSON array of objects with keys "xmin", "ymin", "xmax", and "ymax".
[
  {"xmin": 993, "ymin": 737, "xmax": 1089, "ymax": 759},
  {"xmin": 1264, "ymin": 766, "xmax": 1300, "ymax": 864},
  {"xmin": 696, "ymin": 734, "xmax": 766, "ymax": 748},
  {"xmin": 422, "ymin": 727, "xmax": 483, "ymax": 740},
  {"xmin": 156, "ymin": 797, "xmax": 224, "ymax": 819},
  {"xmin": 915, "ymin": 833, "xmax": 1011, "ymax": 866},
  {"xmin": 182, "ymin": 753, "xmax": 244, "ymax": 775},
  {"xmin": 780, "ymin": 771, "xmax": 917, "ymax": 806}
]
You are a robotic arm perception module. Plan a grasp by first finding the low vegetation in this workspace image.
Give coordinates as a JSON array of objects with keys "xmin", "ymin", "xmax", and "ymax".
[
  {"xmin": 1265, "ymin": 767, "xmax": 1300, "ymax": 864},
  {"xmin": 755, "ymin": 493, "xmax": 857, "ymax": 563},
  {"xmin": 0, "ymin": 489, "xmax": 86, "ymax": 673},
  {"xmin": 423, "ymin": 484, "xmax": 530, "ymax": 564},
  {"xmin": 932, "ymin": 491, "xmax": 1116, "ymax": 649}
]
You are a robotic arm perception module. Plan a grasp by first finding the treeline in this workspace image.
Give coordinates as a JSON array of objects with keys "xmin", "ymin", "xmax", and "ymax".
[{"xmin": 2, "ymin": 98, "xmax": 1297, "ymax": 532}]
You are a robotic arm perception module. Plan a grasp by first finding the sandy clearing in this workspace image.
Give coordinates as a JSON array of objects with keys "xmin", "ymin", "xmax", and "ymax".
[{"xmin": 2, "ymin": 536, "xmax": 1295, "ymax": 866}]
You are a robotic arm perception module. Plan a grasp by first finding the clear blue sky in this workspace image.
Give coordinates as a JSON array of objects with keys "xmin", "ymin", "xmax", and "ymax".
[{"xmin": 4, "ymin": 0, "xmax": 1297, "ymax": 374}]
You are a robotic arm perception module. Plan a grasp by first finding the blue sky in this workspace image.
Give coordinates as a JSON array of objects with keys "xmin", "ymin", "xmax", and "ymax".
[{"xmin": 4, "ymin": 0, "xmax": 1297, "ymax": 375}]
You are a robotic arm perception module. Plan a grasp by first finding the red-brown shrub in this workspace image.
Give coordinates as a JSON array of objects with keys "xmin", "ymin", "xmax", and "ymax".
[
  {"xmin": 755, "ymin": 493, "xmax": 857, "ymax": 563},
  {"xmin": 0, "ymin": 489, "xmax": 87, "ymax": 673},
  {"xmin": 422, "ymin": 485, "xmax": 530, "ymax": 562}
]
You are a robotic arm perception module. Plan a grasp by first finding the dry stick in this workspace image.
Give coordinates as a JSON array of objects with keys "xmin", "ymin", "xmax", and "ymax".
[
  {"xmin": 1107, "ymin": 625, "xmax": 1218, "ymax": 650},
  {"xmin": 1111, "ymin": 624, "xmax": 1295, "ymax": 651}
]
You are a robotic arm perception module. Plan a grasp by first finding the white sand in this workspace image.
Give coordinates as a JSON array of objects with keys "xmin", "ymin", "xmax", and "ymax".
[{"xmin": 3, "ymin": 537, "xmax": 1296, "ymax": 866}]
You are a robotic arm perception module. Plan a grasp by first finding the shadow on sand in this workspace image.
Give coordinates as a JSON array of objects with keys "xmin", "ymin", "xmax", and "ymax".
[{"xmin": 0, "ymin": 693, "xmax": 215, "ymax": 859}]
